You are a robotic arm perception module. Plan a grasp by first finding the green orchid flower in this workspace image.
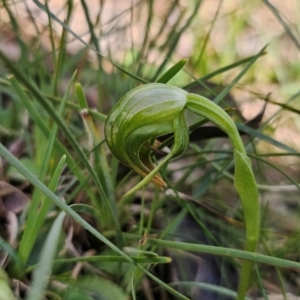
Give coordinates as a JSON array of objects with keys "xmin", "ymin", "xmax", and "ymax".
[
  {"xmin": 105, "ymin": 84, "xmax": 188, "ymax": 188},
  {"xmin": 105, "ymin": 82, "xmax": 259, "ymax": 300}
]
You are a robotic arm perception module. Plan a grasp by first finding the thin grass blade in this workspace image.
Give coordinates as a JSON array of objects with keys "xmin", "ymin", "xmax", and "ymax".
[
  {"xmin": 156, "ymin": 59, "xmax": 189, "ymax": 83},
  {"xmin": 25, "ymin": 212, "xmax": 66, "ymax": 300}
]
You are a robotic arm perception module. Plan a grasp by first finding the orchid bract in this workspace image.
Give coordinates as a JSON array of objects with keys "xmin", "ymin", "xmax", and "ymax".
[{"xmin": 105, "ymin": 82, "xmax": 259, "ymax": 300}]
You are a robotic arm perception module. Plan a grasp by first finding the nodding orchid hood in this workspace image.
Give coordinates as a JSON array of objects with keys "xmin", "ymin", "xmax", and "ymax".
[{"xmin": 105, "ymin": 83, "xmax": 189, "ymax": 188}]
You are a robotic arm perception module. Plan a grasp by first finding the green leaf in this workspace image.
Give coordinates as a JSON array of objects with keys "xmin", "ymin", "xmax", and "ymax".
[
  {"xmin": 64, "ymin": 276, "xmax": 128, "ymax": 300},
  {"xmin": 26, "ymin": 212, "xmax": 66, "ymax": 300},
  {"xmin": 147, "ymin": 237, "xmax": 300, "ymax": 270},
  {"xmin": 156, "ymin": 58, "xmax": 189, "ymax": 83}
]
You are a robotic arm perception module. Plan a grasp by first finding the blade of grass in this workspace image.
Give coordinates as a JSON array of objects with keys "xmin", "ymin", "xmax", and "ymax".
[
  {"xmin": 261, "ymin": 238, "xmax": 287, "ymax": 300},
  {"xmin": 255, "ymin": 262, "xmax": 269, "ymax": 300},
  {"xmin": 25, "ymin": 212, "xmax": 66, "ymax": 300},
  {"xmin": 146, "ymin": 237, "xmax": 300, "ymax": 270},
  {"xmin": 45, "ymin": 0, "xmax": 57, "ymax": 73},
  {"xmin": 27, "ymin": 255, "xmax": 171, "ymax": 273},
  {"xmin": 156, "ymin": 59, "xmax": 189, "ymax": 84},
  {"xmin": 79, "ymin": 0, "xmax": 101, "ymax": 65},
  {"xmin": 136, "ymin": 0, "xmax": 154, "ymax": 76},
  {"xmin": 131, "ymin": 272, "xmax": 137, "ymax": 300},
  {"xmin": 53, "ymin": 26, "xmax": 68, "ymax": 96}
]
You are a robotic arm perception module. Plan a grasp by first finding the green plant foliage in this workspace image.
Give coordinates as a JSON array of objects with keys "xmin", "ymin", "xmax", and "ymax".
[
  {"xmin": 105, "ymin": 82, "xmax": 259, "ymax": 299},
  {"xmin": 60, "ymin": 276, "xmax": 128, "ymax": 300},
  {"xmin": 1, "ymin": 0, "xmax": 300, "ymax": 299}
]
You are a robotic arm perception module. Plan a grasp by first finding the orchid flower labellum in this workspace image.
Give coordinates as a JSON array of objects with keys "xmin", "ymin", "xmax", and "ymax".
[{"xmin": 105, "ymin": 82, "xmax": 260, "ymax": 300}]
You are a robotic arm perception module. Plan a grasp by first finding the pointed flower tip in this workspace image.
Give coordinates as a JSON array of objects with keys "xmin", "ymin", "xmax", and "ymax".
[{"xmin": 151, "ymin": 174, "xmax": 167, "ymax": 189}]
